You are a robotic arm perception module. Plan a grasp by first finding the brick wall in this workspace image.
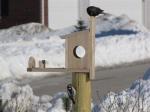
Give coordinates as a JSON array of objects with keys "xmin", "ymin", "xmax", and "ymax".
[{"xmin": 0, "ymin": 0, "xmax": 48, "ymax": 29}]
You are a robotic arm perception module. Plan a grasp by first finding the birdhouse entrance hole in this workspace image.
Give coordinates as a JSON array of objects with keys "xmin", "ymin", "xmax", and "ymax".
[{"xmin": 73, "ymin": 46, "xmax": 86, "ymax": 59}]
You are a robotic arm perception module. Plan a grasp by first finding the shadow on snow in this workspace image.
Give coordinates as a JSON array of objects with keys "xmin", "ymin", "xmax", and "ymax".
[{"xmin": 96, "ymin": 29, "xmax": 138, "ymax": 38}]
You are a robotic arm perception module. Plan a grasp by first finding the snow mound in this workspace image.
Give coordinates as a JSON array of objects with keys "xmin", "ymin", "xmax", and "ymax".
[
  {"xmin": 94, "ymin": 70, "xmax": 150, "ymax": 112},
  {"xmin": 0, "ymin": 23, "xmax": 50, "ymax": 43},
  {"xmin": 36, "ymin": 14, "xmax": 148, "ymax": 38},
  {"xmin": 95, "ymin": 32, "xmax": 150, "ymax": 67},
  {"xmin": 0, "ymin": 81, "xmax": 68, "ymax": 112},
  {"xmin": 96, "ymin": 14, "xmax": 148, "ymax": 34},
  {"xmin": 0, "ymin": 35, "xmax": 65, "ymax": 80}
]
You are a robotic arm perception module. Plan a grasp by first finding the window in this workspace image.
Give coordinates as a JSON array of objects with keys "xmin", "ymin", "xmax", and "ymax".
[{"xmin": 0, "ymin": 0, "xmax": 9, "ymax": 17}]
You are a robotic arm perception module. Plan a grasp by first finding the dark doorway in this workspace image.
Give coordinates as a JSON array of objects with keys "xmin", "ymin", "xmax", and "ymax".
[
  {"xmin": 0, "ymin": 0, "xmax": 9, "ymax": 17},
  {"xmin": 0, "ymin": 0, "xmax": 48, "ymax": 29}
]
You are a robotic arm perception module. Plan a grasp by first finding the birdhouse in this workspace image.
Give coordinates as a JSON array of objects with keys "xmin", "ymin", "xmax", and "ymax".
[{"xmin": 62, "ymin": 29, "xmax": 95, "ymax": 79}]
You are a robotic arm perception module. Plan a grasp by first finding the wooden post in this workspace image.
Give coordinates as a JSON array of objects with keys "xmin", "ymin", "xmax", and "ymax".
[
  {"xmin": 71, "ymin": 14, "xmax": 95, "ymax": 112},
  {"xmin": 72, "ymin": 73, "xmax": 91, "ymax": 112},
  {"xmin": 72, "ymin": 6, "xmax": 103, "ymax": 112},
  {"xmin": 71, "ymin": 17, "xmax": 95, "ymax": 112},
  {"xmin": 89, "ymin": 16, "xmax": 96, "ymax": 80}
]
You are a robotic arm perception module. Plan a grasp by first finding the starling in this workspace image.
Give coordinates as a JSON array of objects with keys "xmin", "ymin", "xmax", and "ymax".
[{"xmin": 87, "ymin": 6, "xmax": 104, "ymax": 17}]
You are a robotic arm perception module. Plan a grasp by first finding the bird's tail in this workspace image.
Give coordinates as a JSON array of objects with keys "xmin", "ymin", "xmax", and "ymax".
[{"xmin": 71, "ymin": 97, "xmax": 75, "ymax": 104}]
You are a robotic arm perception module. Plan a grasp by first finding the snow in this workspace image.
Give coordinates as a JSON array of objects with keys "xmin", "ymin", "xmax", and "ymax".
[
  {"xmin": 143, "ymin": 68, "xmax": 150, "ymax": 80},
  {"xmin": 93, "ymin": 69, "xmax": 150, "ymax": 112},
  {"xmin": 0, "ymin": 23, "xmax": 50, "ymax": 43},
  {"xmin": 95, "ymin": 32, "xmax": 150, "ymax": 67},
  {"xmin": 0, "ymin": 80, "xmax": 69, "ymax": 112},
  {"xmin": 0, "ymin": 14, "xmax": 149, "ymax": 80},
  {"xmin": 1, "ymin": 68, "xmax": 150, "ymax": 112}
]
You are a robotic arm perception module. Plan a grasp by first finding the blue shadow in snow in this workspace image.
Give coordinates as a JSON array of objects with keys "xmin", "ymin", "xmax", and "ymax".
[{"xmin": 96, "ymin": 29, "xmax": 138, "ymax": 38}]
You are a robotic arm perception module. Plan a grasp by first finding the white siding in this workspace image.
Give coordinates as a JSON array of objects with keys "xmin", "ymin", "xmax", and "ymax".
[
  {"xmin": 48, "ymin": 0, "xmax": 142, "ymax": 29},
  {"xmin": 48, "ymin": 0, "xmax": 78, "ymax": 29},
  {"xmin": 78, "ymin": 0, "xmax": 89, "ymax": 22},
  {"xmin": 91, "ymin": 0, "xmax": 142, "ymax": 24},
  {"xmin": 143, "ymin": 0, "xmax": 150, "ymax": 29}
]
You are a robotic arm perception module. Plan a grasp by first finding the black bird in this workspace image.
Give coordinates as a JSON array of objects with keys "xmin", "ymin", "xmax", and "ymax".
[
  {"xmin": 67, "ymin": 84, "xmax": 76, "ymax": 104},
  {"xmin": 87, "ymin": 6, "xmax": 104, "ymax": 17}
]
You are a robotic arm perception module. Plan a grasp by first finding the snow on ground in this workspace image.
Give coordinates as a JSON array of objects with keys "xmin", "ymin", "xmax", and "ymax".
[
  {"xmin": 0, "ymin": 79, "xmax": 65, "ymax": 112},
  {"xmin": 0, "ymin": 23, "xmax": 50, "ymax": 43},
  {"xmin": 1, "ymin": 67, "xmax": 150, "ymax": 112},
  {"xmin": 0, "ymin": 14, "xmax": 150, "ymax": 80},
  {"xmin": 92, "ymin": 68, "xmax": 150, "ymax": 112}
]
